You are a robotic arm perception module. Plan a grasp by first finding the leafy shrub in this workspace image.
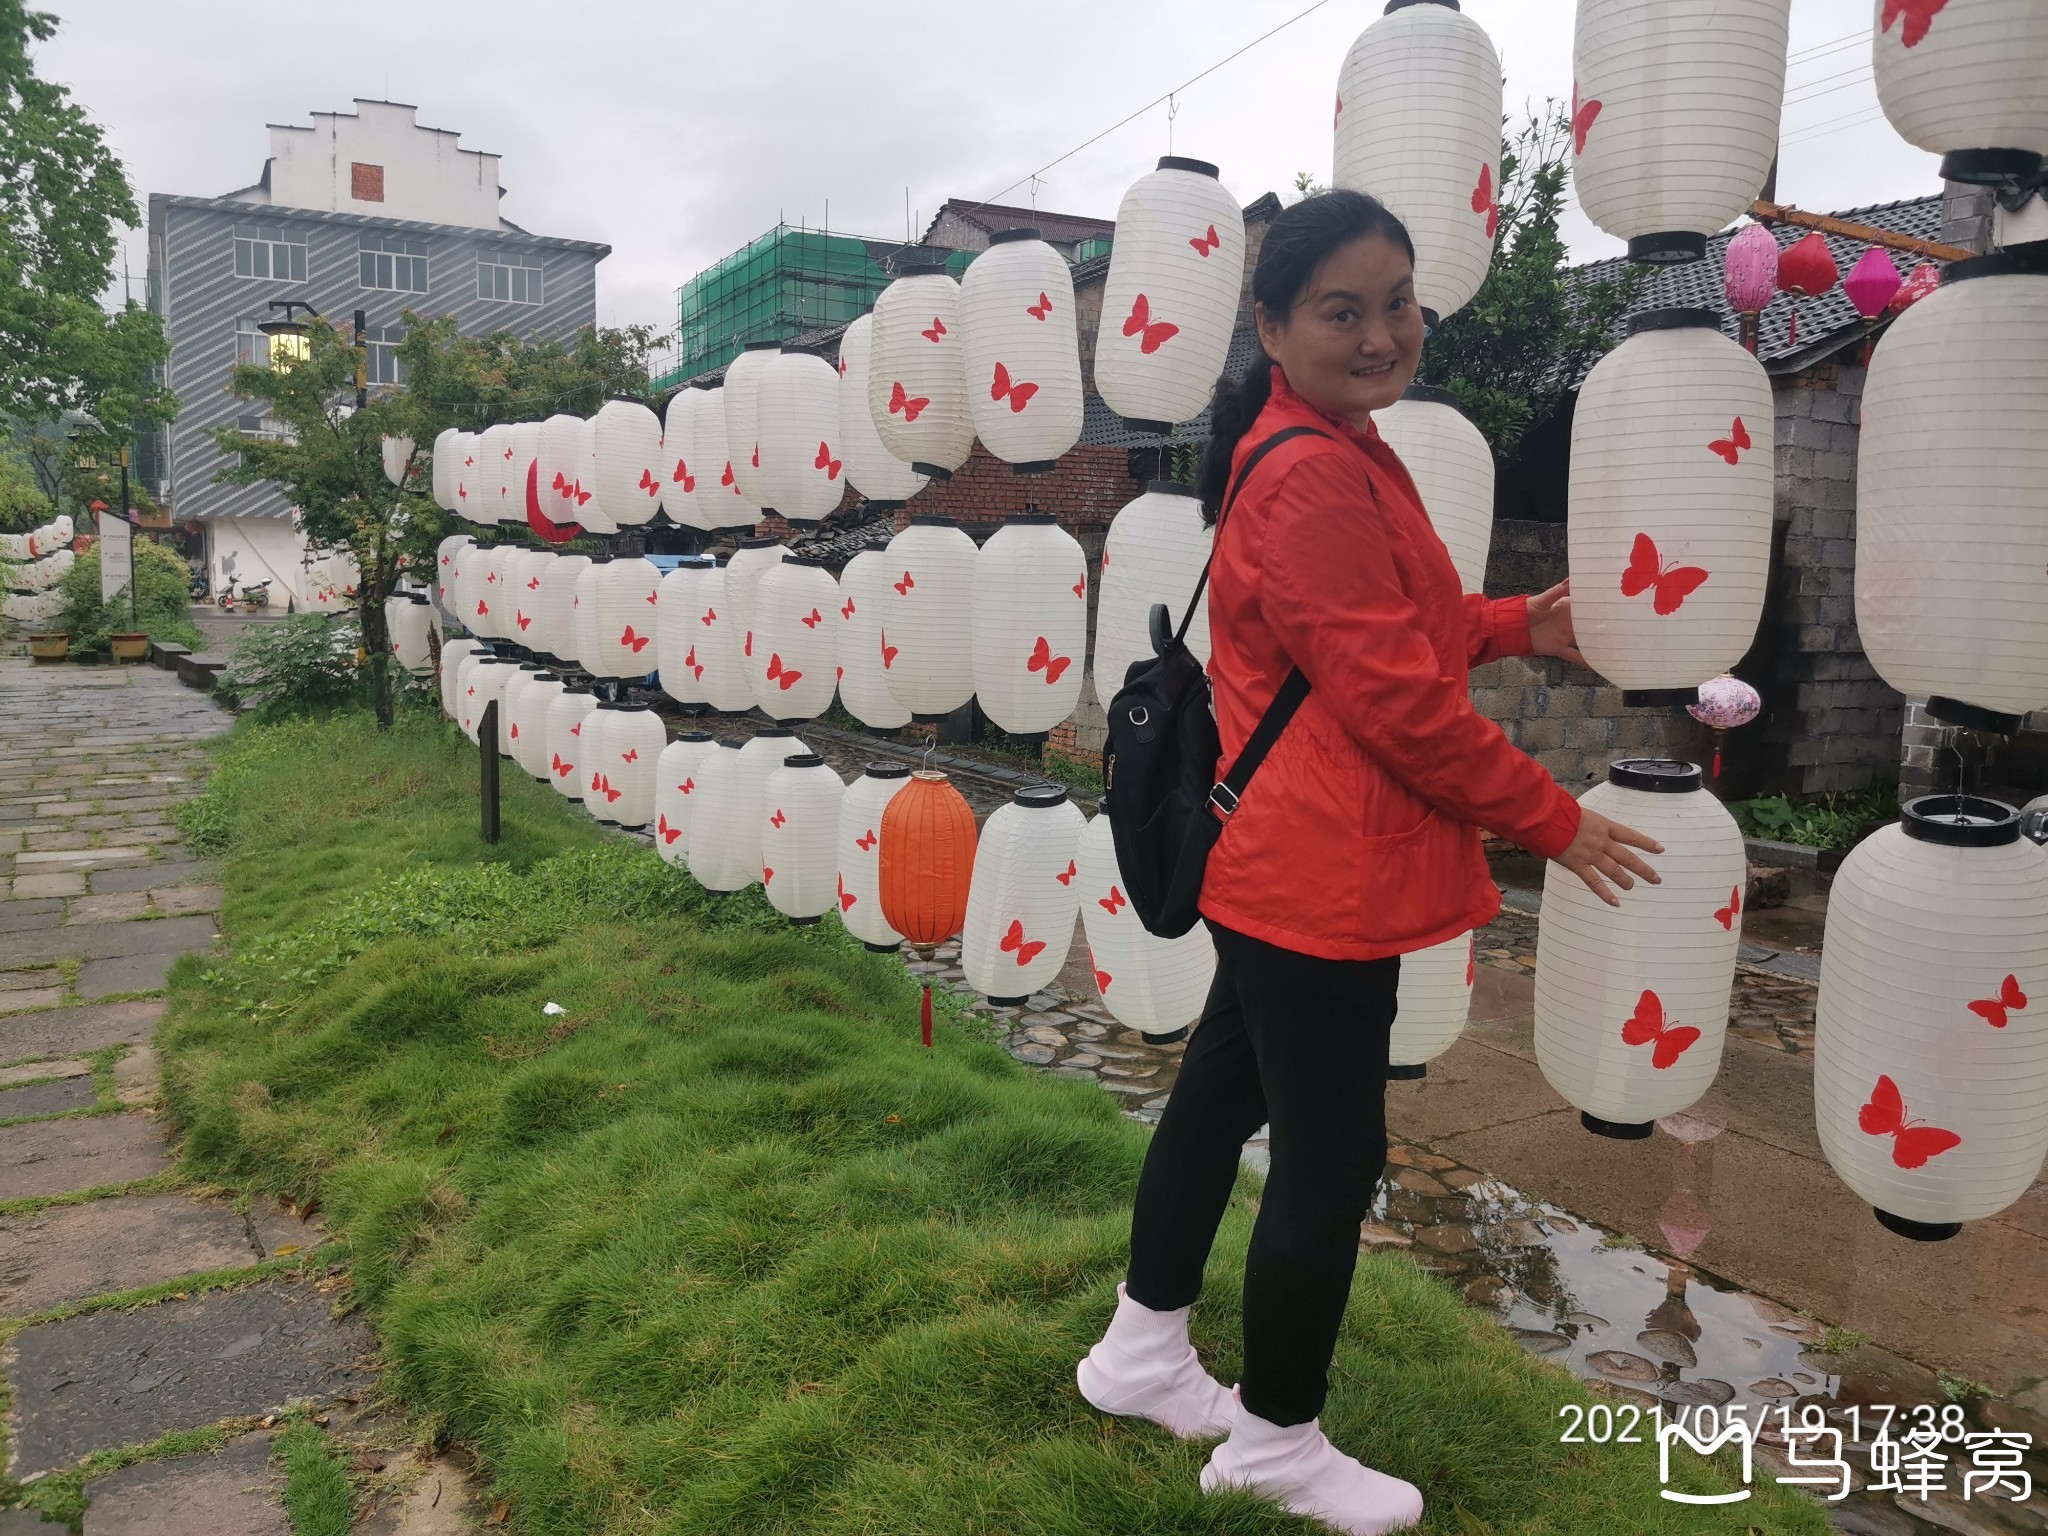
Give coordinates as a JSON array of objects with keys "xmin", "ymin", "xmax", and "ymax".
[
  {"xmin": 215, "ymin": 613, "xmax": 364, "ymax": 719},
  {"xmin": 53, "ymin": 538, "xmax": 203, "ymax": 651},
  {"xmin": 1729, "ymin": 784, "xmax": 1899, "ymax": 850}
]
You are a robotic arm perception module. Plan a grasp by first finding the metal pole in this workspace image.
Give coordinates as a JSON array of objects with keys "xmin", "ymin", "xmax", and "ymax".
[
  {"xmin": 354, "ymin": 308, "xmax": 369, "ymax": 411},
  {"xmin": 119, "ymin": 446, "xmax": 135, "ymax": 626},
  {"xmin": 480, "ymin": 700, "xmax": 502, "ymax": 844}
]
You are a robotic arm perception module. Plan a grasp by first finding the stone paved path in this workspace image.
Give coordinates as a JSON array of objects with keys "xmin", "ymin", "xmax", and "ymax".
[{"xmin": 0, "ymin": 660, "xmax": 476, "ymax": 1531}]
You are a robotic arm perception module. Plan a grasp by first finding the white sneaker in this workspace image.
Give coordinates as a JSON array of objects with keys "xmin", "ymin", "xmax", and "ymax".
[
  {"xmin": 1075, "ymin": 1282, "xmax": 1235, "ymax": 1439},
  {"xmin": 1201, "ymin": 1385, "xmax": 1424, "ymax": 1535}
]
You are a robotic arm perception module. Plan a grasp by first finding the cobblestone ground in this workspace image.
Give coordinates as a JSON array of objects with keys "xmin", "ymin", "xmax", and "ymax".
[{"xmin": 0, "ymin": 660, "xmax": 477, "ymax": 1532}]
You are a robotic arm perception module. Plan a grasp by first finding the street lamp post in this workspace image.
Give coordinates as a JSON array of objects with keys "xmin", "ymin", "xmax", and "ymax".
[{"xmin": 257, "ymin": 299, "xmax": 317, "ymax": 369}]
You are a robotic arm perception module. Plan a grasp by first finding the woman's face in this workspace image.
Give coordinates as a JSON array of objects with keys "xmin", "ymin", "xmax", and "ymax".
[{"xmin": 1255, "ymin": 232, "xmax": 1425, "ymax": 424}]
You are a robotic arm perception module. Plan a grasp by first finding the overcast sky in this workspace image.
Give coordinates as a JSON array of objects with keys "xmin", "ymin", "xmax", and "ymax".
[{"xmin": 42, "ymin": 0, "xmax": 1937, "ymax": 368}]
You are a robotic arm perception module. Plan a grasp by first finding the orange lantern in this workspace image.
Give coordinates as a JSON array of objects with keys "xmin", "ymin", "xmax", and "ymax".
[{"xmin": 878, "ymin": 769, "xmax": 979, "ymax": 1047}]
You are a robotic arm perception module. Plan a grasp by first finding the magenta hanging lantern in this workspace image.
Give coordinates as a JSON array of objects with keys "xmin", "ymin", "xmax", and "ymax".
[{"xmin": 1844, "ymin": 247, "xmax": 1904, "ymax": 320}]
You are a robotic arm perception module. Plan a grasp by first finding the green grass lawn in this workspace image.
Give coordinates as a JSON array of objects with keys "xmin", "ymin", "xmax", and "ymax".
[{"xmin": 157, "ymin": 711, "xmax": 1829, "ymax": 1535}]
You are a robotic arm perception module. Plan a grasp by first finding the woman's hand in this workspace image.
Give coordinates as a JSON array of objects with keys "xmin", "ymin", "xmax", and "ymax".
[
  {"xmin": 1555, "ymin": 807, "xmax": 1664, "ymax": 908},
  {"xmin": 1526, "ymin": 580, "xmax": 1587, "ymax": 668}
]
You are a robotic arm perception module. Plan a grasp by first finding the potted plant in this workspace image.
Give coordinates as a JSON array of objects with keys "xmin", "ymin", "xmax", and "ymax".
[
  {"xmin": 108, "ymin": 631, "xmax": 150, "ymax": 663},
  {"xmin": 28, "ymin": 631, "xmax": 70, "ymax": 663}
]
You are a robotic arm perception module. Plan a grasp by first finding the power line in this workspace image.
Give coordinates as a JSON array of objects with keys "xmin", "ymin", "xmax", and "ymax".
[
  {"xmin": 1781, "ymin": 106, "xmax": 1889, "ymax": 148},
  {"xmin": 960, "ymin": 0, "xmax": 1340, "ymax": 221},
  {"xmin": 1787, "ymin": 28, "xmax": 1870, "ymax": 66},
  {"xmin": 1783, "ymin": 66, "xmax": 1875, "ymax": 107}
]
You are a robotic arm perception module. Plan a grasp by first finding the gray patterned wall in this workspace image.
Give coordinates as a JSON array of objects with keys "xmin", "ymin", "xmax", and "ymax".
[{"xmin": 146, "ymin": 193, "xmax": 608, "ymax": 521}]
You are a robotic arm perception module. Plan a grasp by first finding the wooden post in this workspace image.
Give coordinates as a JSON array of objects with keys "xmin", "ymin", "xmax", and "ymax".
[{"xmin": 480, "ymin": 699, "xmax": 502, "ymax": 845}]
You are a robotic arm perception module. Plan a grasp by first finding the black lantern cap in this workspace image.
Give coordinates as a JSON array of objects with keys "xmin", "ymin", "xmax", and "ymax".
[
  {"xmin": 561, "ymin": 682, "xmax": 594, "ymax": 695},
  {"xmin": 737, "ymin": 534, "xmax": 781, "ymax": 550},
  {"xmin": 1875, "ymin": 1208, "xmax": 1962, "ymax": 1242},
  {"xmin": 1901, "ymin": 794, "xmax": 2020, "ymax": 848},
  {"xmin": 1009, "ymin": 511, "xmax": 1059, "ymax": 525},
  {"xmin": 1924, "ymin": 695, "xmax": 2025, "ymax": 733},
  {"xmin": 1940, "ymin": 148, "xmax": 2043, "ymax": 187},
  {"xmin": 1387, "ymin": 1063, "xmax": 1427, "ymax": 1080},
  {"xmin": 909, "ymin": 514, "xmax": 959, "ymax": 528},
  {"xmin": 1158, "ymin": 156, "xmax": 1220, "ymax": 178},
  {"xmin": 675, "ymin": 729, "xmax": 714, "ymax": 742},
  {"xmin": 1012, "ymin": 783, "xmax": 1070, "ymax": 808},
  {"xmin": 909, "ymin": 463, "xmax": 955, "ymax": 481},
  {"xmin": 782, "ymin": 752, "xmax": 825, "ymax": 768},
  {"xmin": 1400, "ymin": 383, "xmax": 1468, "ymax": 412},
  {"xmin": 863, "ymin": 536, "xmax": 893, "ymax": 552},
  {"xmin": 895, "ymin": 248, "xmax": 952, "ymax": 275},
  {"xmin": 1147, "ymin": 480, "xmax": 1198, "ymax": 497},
  {"xmin": 1607, "ymin": 758, "xmax": 1703, "ymax": 793},
  {"xmin": 991, "ymin": 227, "xmax": 1042, "ymax": 245},
  {"xmin": 1945, "ymin": 241, "xmax": 2048, "ymax": 284},
  {"xmin": 753, "ymin": 725, "xmax": 798, "ymax": 738},
  {"xmin": 742, "ymin": 340, "xmax": 785, "ymax": 352},
  {"xmin": 1387, "ymin": 0, "xmax": 1458, "ymax": 9},
  {"xmin": 865, "ymin": 762, "xmax": 912, "ymax": 779},
  {"xmin": 1627, "ymin": 307, "xmax": 1721, "ymax": 337},
  {"xmin": 1582, "ymin": 1112, "xmax": 1655, "ymax": 1140}
]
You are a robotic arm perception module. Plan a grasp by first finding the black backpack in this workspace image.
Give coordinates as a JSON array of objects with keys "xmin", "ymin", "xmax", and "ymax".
[{"xmin": 1101, "ymin": 427, "xmax": 1329, "ymax": 938}]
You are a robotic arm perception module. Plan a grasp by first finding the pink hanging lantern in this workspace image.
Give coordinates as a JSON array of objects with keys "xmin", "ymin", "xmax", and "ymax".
[
  {"xmin": 1889, "ymin": 262, "xmax": 1942, "ymax": 316},
  {"xmin": 1845, "ymin": 247, "xmax": 1904, "ymax": 320},
  {"xmin": 1723, "ymin": 224, "xmax": 1779, "ymax": 352}
]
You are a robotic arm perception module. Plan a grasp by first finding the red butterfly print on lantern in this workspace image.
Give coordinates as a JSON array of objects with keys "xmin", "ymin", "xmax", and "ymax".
[
  {"xmin": 657, "ymin": 814, "xmax": 682, "ymax": 845},
  {"xmin": 770, "ymin": 808, "xmax": 786, "ymax": 829},
  {"xmin": 1100, "ymin": 885, "xmax": 1128, "ymax": 915},
  {"xmin": 516, "ymin": 613, "xmax": 533, "ymax": 632},
  {"xmin": 920, "ymin": 317, "xmax": 947, "ymax": 343},
  {"xmin": 1620, "ymin": 533, "xmax": 1710, "ymax": 616},
  {"xmin": 621, "ymin": 748, "xmax": 639, "ymax": 764},
  {"xmin": 857, "ymin": 828, "xmax": 878, "ymax": 852},
  {"xmin": 1880, "ymin": 0, "xmax": 1949, "ymax": 47},
  {"xmin": 1122, "ymin": 294, "xmax": 1179, "ymax": 355},
  {"xmin": 1055, "ymin": 860, "xmax": 1077, "ymax": 886},
  {"xmin": 879, "ymin": 631, "xmax": 898, "ymax": 669},
  {"xmin": 672, "ymin": 457, "xmax": 695, "ymax": 491},
  {"xmin": 999, "ymin": 919, "xmax": 1047, "ymax": 967},
  {"xmin": 621, "ymin": 625, "xmax": 651, "ymax": 653},
  {"xmin": 991, "ymin": 363, "xmax": 1039, "ymax": 413},
  {"xmin": 1715, "ymin": 886, "xmax": 1741, "ymax": 931},
  {"xmin": 1859, "ymin": 1073, "xmax": 1962, "ymax": 1167},
  {"xmin": 678, "ymin": 777, "xmax": 694, "ymax": 794},
  {"xmin": 1189, "ymin": 224, "xmax": 1221, "ymax": 257},
  {"xmin": 1620, "ymin": 990, "xmax": 1701, "ymax": 1070},
  {"xmin": 1968, "ymin": 974, "xmax": 2028, "ymax": 1029},
  {"xmin": 1571, "ymin": 82, "xmax": 1601, "ymax": 154},
  {"xmin": 840, "ymin": 597, "xmax": 856, "ymax": 620},
  {"xmin": 1709, "ymin": 418, "xmax": 1752, "ymax": 465},
  {"xmin": 638, "ymin": 468, "xmax": 660, "ymax": 497},
  {"xmin": 837, "ymin": 873, "xmax": 856, "ymax": 911},
  {"xmin": 1093, "ymin": 951, "xmax": 1113, "ymax": 993},
  {"xmin": 1333, "ymin": 94, "xmax": 1343, "ymax": 130},
  {"xmin": 800, "ymin": 608, "xmax": 823, "ymax": 629},
  {"xmin": 1471, "ymin": 164, "xmax": 1498, "ymax": 239},
  {"xmin": 888, "ymin": 381, "xmax": 929, "ymax": 422},
  {"xmin": 1072, "ymin": 576, "xmax": 1086, "ymax": 599},
  {"xmin": 700, "ymin": 607, "xmax": 717, "ymax": 626},
  {"xmin": 721, "ymin": 462, "xmax": 737, "ymax": 489},
  {"xmin": 476, "ymin": 599, "xmax": 489, "ymax": 618},
  {"xmin": 814, "ymin": 441, "xmax": 843, "ymax": 480},
  {"xmin": 1026, "ymin": 292, "xmax": 1052, "ymax": 320},
  {"xmin": 1026, "ymin": 635, "xmax": 1071, "ymax": 685},
  {"xmin": 765, "ymin": 654, "xmax": 803, "ymax": 691},
  {"xmin": 893, "ymin": 571, "xmax": 914, "ymax": 595}
]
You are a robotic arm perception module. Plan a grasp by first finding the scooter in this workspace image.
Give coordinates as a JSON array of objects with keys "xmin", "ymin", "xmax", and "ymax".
[{"xmin": 216, "ymin": 578, "xmax": 273, "ymax": 612}]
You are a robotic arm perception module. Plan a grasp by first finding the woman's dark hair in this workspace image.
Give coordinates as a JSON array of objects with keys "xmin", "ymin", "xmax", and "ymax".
[{"xmin": 1194, "ymin": 190, "xmax": 1415, "ymax": 525}]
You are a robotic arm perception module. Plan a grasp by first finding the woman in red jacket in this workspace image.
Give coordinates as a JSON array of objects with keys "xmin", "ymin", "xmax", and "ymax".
[{"xmin": 1076, "ymin": 191, "xmax": 1662, "ymax": 1534}]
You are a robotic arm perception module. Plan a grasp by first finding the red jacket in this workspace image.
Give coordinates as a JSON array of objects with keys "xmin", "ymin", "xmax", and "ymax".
[{"xmin": 1197, "ymin": 368, "xmax": 1583, "ymax": 961}]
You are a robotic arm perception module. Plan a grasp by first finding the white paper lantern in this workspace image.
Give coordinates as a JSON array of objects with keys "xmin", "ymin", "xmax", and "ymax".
[
  {"xmin": 464, "ymin": 544, "xmax": 506, "ymax": 641},
  {"xmin": 1373, "ymin": 387, "xmax": 1495, "ymax": 595},
  {"xmin": 867, "ymin": 254, "xmax": 976, "ymax": 478},
  {"xmin": 730, "ymin": 727, "xmax": 810, "ymax": 891},
  {"xmin": 586, "ymin": 702, "xmax": 665, "ymax": 829},
  {"xmin": 1855, "ymin": 256, "xmax": 2048, "ymax": 732},
  {"xmin": 536, "ymin": 553, "xmax": 590, "ymax": 669},
  {"xmin": 959, "ymin": 229, "xmax": 1084, "ymax": 466},
  {"xmin": 434, "ymin": 534, "xmax": 473, "ymax": 625},
  {"xmin": 1568, "ymin": 309, "xmax": 1773, "ymax": 702},
  {"xmin": 1095, "ymin": 158, "xmax": 1246, "ymax": 429},
  {"xmin": 470, "ymin": 423, "xmax": 509, "ymax": 525},
  {"xmin": 722, "ymin": 342, "xmax": 782, "ymax": 508},
  {"xmin": 653, "ymin": 732, "xmax": 718, "ymax": 863},
  {"xmin": 750, "ymin": 558, "xmax": 840, "ymax": 721},
  {"xmin": 670, "ymin": 558, "xmax": 753, "ymax": 714},
  {"xmin": 661, "ymin": 387, "xmax": 710, "ymax": 530},
  {"xmin": 879, "ymin": 517, "xmax": 978, "ymax": 721},
  {"xmin": 1571, "ymin": 0, "xmax": 1791, "ymax": 263},
  {"xmin": 576, "ymin": 705, "xmax": 617, "ymax": 816},
  {"xmin": 962, "ymin": 786, "xmax": 1088, "ymax": 1004},
  {"xmin": 450, "ymin": 431, "xmax": 485, "ymax": 524},
  {"xmin": 1390, "ymin": 932, "xmax": 1474, "ymax": 1077},
  {"xmin": 500, "ymin": 549, "xmax": 551, "ymax": 649},
  {"xmin": 692, "ymin": 384, "xmax": 762, "ymax": 530},
  {"xmin": 387, "ymin": 593, "xmax": 435, "ymax": 676},
  {"xmin": 589, "ymin": 556, "xmax": 663, "ymax": 682},
  {"xmin": 546, "ymin": 685, "xmax": 601, "ymax": 802},
  {"xmin": 431, "ymin": 428, "xmax": 461, "ymax": 512},
  {"xmin": 501, "ymin": 664, "xmax": 547, "ymax": 761},
  {"xmin": 503, "ymin": 422, "xmax": 543, "ymax": 528},
  {"xmin": 685, "ymin": 743, "xmax": 753, "ymax": 892},
  {"xmin": 1534, "ymin": 759, "xmax": 1747, "ymax": 1136},
  {"xmin": 512, "ymin": 673, "xmax": 565, "ymax": 781},
  {"xmin": 591, "ymin": 399, "xmax": 666, "ymax": 529},
  {"xmin": 1814, "ymin": 795, "xmax": 2048, "ymax": 1239},
  {"xmin": 1874, "ymin": 0, "xmax": 2048, "ymax": 186},
  {"xmin": 463, "ymin": 656, "xmax": 519, "ymax": 747},
  {"xmin": 763, "ymin": 753, "xmax": 847, "ymax": 923},
  {"xmin": 573, "ymin": 415, "xmax": 617, "ymax": 535},
  {"xmin": 972, "ymin": 516, "xmax": 1088, "ymax": 735},
  {"xmin": 439, "ymin": 637, "xmax": 484, "ymax": 721},
  {"xmin": 835, "ymin": 540, "xmax": 914, "ymax": 731},
  {"xmin": 722, "ymin": 537, "xmax": 787, "ymax": 678},
  {"xmin": 837, "ymin": 315, "xmax": 928, "ymax": 505},
  {"xmin": 452, "ymin": 651, "xmax": 488, "ymax": 734},
  {"xmin": 756, "ymin": 351, "xmax": 846, "ymax": 525},
  {"xmin": 1094, "ymin": 482, "xmax": 1213, "ymax": 703},
  {"xmin": 536, "ymin": 414, "xmax": 589, "ymax": 534},
  {"xmin": 571, "ymin": 558, "xmax": 608, "ymax": 675},
  {"xmin": 837, "ymin": 763, "xmax": 913, "ymax": 950},
  {"xmin": 656, "ymin": 556, "xmax": 714, "ymax": 710},
  {"xmin": 381, "ymin": 433, "xmax": 416, "ymax": 489},
  {"xmin": 1334, "ymin": 0, "xmax": 1503, "ymax": 325},
  {"xmin": 1076, "ymin": 810, "xmax": 1215, "ymax": 1041}
]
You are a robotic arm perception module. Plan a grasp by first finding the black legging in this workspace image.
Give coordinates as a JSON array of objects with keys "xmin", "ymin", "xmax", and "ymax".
[{"xmin": 1125, "ymin": 918, "xmax": 1399, "ymax": 1427}]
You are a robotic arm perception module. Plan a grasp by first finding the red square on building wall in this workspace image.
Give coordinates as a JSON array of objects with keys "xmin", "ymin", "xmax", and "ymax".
[{"xmin": 351, "ymin": 162, "xmax": 385, "ymax": 202}]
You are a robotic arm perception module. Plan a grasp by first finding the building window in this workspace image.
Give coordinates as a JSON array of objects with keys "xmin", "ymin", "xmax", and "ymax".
[
  {"xmin": 232, "ymin": 222, "xmax": 307, "ymax": 282},
  {"xmin": 365, "ymin": 323, "xmax": 406, "ymax": 386},
  {"xmin": 234, "ymin": 315, "xmax": 270, "ymax": 369},
  {"xmin": 351, "ymin": 162, "xmax": 385, "ymax": 202},
  {"xmin": 477, "ymin": 256, "xmax": 543, "ymax": 306},
  {"xmin": 359, "ymin": 232, "xmax": 428, "ymax": 294}
]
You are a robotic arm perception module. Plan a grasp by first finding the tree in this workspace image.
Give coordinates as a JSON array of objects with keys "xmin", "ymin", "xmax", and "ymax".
[
  {"xmin": 0, "ymin": 3, "xmax": 176, "ymax": 499},
  {"xmin": 208, "ymin": 314, "xmax": 667, "ymax": 729},
  {"xmin": 1416, "ymin": 102, "xmax": 1639, "ymax": 457}
]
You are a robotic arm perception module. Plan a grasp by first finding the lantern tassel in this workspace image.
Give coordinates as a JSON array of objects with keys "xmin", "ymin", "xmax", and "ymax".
[
  {"xmin": 1712, "ymin": 736, "xmax": 1723, "ymax": 779},
  {"xmin": 921, "ymin": 982, "xmax": 933, "ymax": 1049}
]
